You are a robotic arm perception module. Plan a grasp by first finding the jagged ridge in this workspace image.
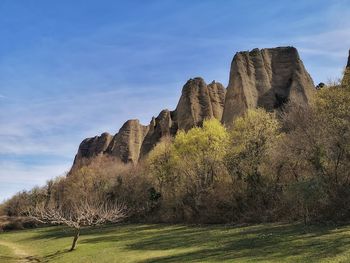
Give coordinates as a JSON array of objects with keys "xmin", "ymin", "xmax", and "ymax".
[
  {"xmin": 72, "ymin": 46, "xmax": 318, "ymax": 168},
  {"xmin": 73, "ymin": 78, "xmax": 226, "ymax": 167}
]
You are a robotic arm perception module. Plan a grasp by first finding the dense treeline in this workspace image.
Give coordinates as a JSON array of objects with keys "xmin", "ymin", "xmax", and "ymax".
[{"xmin": 1, "ymin": 82, "xmax": 350, "ymax": 226}]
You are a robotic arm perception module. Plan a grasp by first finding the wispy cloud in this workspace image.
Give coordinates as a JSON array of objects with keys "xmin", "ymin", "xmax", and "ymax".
[
  {"xmin": 0, "ymin": 160, "xmax": 70, "ymax": 201},
  {"xmin": 0, "ymin": 84, "xmax": 181, "ymax": 155}
]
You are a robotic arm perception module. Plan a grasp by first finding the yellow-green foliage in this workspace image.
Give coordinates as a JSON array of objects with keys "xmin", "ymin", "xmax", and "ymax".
[
  {"xmin": 315, "ymin": 85, "xmax": 350, "ymax": 132},
  {"xmin": 226, "ymin": 108, "xmax": 280, "ymax": 181},
  {"xmin": 146, "ymin": 119, "xmax": 230, "ymax": 221},
  {"xmin": 312, "ymin": 85, "xmax": 350, "ymax": 180},
  {"xmin": 146, "ymin": 136, "xmax": 174, "ymax": 190},
  {"xmin": 172, "ymin": 119, "xmax": 229, "ymax": 187},
  {"xmin": 173, "ymin": 118, "xmax": 229, "ymax": 163}
]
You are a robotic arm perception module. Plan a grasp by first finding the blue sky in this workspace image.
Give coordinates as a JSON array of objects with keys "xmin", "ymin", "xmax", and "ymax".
[{"xmin": 1, "ymin": 0, "xmax": 350, "ymax": 201}]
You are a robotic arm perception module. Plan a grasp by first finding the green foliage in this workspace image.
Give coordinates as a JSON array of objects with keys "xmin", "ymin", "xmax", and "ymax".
[
  {"xmin": 226, "ymin": 108, "xmax": 280, "ymax": 181},
  {"xmin": 316, "ymin": 86, "xmax": 350, "ymax": 132},
  {"xmin": 148, "ymin": 187, "xmax": 161, "ymax": 202},
  {"xmin": 172, "ymin": 119, "xmax": 230, "ymax": 220},
  {"xmin": 172, "ymin": 118, "xmax": 229, "ymax": 186},
  {"xmin": 145, "ymin": 119, "xmax": 231, "ymax": 222},
  {"xmin": 146, "ymin": 136, "xmax": 175, "ymax": 191},
  {"xmin": 276, "ymin": 86, "xmax": 350, "ymax": 222},
  {"xmin": 173, "ymin": 118, "xmax": 228, "ymax": 161},
  {"xmin": 224, "ymin": 109, "xmax": 281, "ymax": 219}
]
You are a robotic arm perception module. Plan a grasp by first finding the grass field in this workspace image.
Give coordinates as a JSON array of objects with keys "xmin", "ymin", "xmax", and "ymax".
[{"xmin": 1, "ymin": 223, "xmax": 350, "ymax": 262}]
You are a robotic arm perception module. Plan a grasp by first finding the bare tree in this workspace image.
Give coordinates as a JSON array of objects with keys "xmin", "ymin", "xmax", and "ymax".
[{"xmin": 27, "ymin": 201, "xmax": 127, "ymax": 251}]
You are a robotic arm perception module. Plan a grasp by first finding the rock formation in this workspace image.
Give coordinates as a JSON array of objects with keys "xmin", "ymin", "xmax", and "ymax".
[
  {"xmin": 222, "ymin": 47, "xmax": 315, "ymax": 125},
  {"xmin": 73, "ymin": 132, "xmax": 113, "ymax": 165},
  {"xmin": 72, "ymin": 46, "xmax": 319, "ymax": 169},
  {"xmin": 72, "ymin": 78, "xmax": 226, "ymax": 167},
  {"xmin": 105, "ymin": 120, "xmax": 149, "ymax": 163},
  {"xmin": 175, "ymin": 78, "xmax": 226, "ymax": 131},
  {"xmin": 140, "ymin": 109, "xmax": 177, "ymax": 158}
]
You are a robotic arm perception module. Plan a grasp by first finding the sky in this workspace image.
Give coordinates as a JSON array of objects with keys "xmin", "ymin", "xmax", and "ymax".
[{"xmin": 1, "ymin": 0, "xmax": 350, "ymax": 201}]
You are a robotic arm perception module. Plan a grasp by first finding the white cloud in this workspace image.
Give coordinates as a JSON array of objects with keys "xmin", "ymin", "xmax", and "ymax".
[
  {"xmin": 0, "ymin": 160, "xmax": 71, "ymax": 201},
  {"xmin": 0, "ymin": 83, "xmax": 180, "ymax": 156}
]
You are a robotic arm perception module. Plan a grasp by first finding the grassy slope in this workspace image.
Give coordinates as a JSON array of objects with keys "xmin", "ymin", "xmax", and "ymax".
[{"xmin": 1, "ymin": 223, "xmax": 350, "ymax": 263}]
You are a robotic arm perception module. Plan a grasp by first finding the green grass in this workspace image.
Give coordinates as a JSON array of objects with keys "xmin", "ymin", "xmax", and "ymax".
[
  {"xmin": 0, "ymin": 243, "xmax": 16, "ymax": 263},
  {"xmin": 1, "ymin": 223, "xmax": 350, "ymax": 262}
]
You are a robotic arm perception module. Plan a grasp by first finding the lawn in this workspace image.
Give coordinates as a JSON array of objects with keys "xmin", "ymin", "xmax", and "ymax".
[{"xmin": 1, "ymin": 222, "xmax": 350, "ymax": 262}]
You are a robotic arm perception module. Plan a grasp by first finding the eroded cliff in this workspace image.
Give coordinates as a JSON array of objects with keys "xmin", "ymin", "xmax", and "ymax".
[{"xmin": 72, "ymin": 46, "xmax": 318, "ymax": 168}]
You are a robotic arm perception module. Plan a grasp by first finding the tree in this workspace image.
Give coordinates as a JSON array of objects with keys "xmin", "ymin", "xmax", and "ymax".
[
  {"xmin": 276, "ymin": 85, "xmax": 350, "ymax": 222},
  {"xmin": 172, "ymin": 118, "xmax": 229, "ymax": 220},
  {"xmin": 147, "ymin": 136, "xmax": 175, "ymax": 193},
  {"xmin": 28, "ymin": 200, "xmax": 127, "ymax": 251},
  {"xmin": 173, "ymin": 118, "xmax": 228, "ymax": 187},
  {"xmin": 225, "ymin": 108, "xmax": 281, "ymax": 218}
]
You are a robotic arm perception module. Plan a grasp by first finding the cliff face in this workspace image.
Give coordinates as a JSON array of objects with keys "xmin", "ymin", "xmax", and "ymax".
[
  {"xmin": 175, "ymin": 78, "xmax": 226, "ymax": 131},
  {"xmin": 222, "ymin": 47, "xmax": 315, "ymax": 125},
  {"xmin": 73, "ymin": 132, "xmax": 112, "ymax": 165},
  {"xmin": 140, "ymin": 109, "xmax": 177, "ymax": 158},
  {"xmin": 104, "ymin": 120, "xmax": 149, "ymax": 163},
  {"xmin": 72, "ymin": 46, "xmax": 318, "ymax": 168}
]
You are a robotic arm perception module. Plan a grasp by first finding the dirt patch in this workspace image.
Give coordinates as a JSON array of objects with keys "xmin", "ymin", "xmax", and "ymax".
[{"xmin": 0, "ymin": 240, "xmax": 41, "ymax": 263}]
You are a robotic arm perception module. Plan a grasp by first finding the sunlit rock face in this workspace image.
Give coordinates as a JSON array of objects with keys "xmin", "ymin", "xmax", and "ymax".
[
  {"xmin": 175, "ymin": 77, "xmax": 226, "ymax": 131},
  {"xmin": 222, "ymin": 47, "xmax": 315, "ymax": 126},
  {"xmin": 104, "ymin": 119, "xmax": 149, "ymax": 163}
]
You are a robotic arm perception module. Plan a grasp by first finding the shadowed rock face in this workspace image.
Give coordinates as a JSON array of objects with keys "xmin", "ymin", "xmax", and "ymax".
[
  {"xmin": 73, "ymin": 132, "xmax": 113, "ymax": 165},
  {"xmin": 176, "ymin": 77, "xmax": 226, "ymax": 131},
  {"xmin": 347, "ymin": 50, "xmax": 350, "ymax": 68},
  {"xmin": 222, "ymin": 47, "xmax": 315, "ymax": 125},
  {"xmin": 72, "ymin": 46, "xmax": 319, "ymax": 168},
  {"xmin": 105, "ymin": 120, "xmax": 149, "ymax": 163},
  {"xmin": 140, "ymin": 109, "xmax": 177, "ymax": 158}
]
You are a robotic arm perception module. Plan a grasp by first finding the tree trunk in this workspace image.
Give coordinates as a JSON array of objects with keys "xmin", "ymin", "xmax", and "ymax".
[{"xmin": 70, "ymin": 228, "xmax": 80, "ymax": 251}]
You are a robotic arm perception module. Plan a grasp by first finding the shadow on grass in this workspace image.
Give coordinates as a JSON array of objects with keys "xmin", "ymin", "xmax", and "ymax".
[
  {"xmin": 133, "ymin": 224, "xmax": 350, "ymax": 262},
  {"xmin": 21, "ymin": 223, "xmax": 350, "ymax": 262},
  {"xmin": 40, "ymin": 250, "xmax": 68, "ymax": 263},
  {"xmin": 0, "ymin": 254, "xmax": 41, "ymax": 262},
  {"xmin": 20, "ymin": 224, "xmax": 123, "ymax": 241}
]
